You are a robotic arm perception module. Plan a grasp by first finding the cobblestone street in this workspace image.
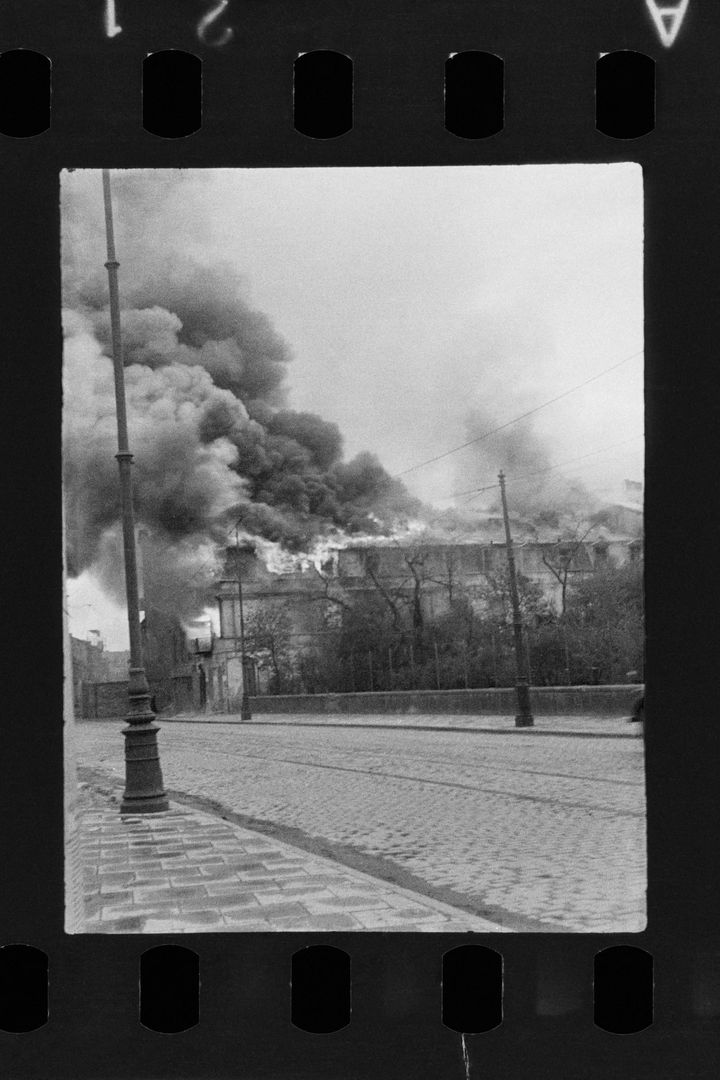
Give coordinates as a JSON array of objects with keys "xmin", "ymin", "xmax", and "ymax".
[{"xmin": 76, "ymin": 716, "xmax": 646, "ymax": 932}]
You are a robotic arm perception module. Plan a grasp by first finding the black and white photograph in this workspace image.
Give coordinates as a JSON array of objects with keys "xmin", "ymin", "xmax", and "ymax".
[{"xmin": 63, "ymin": 164, "xmax": 645, "ymax": 934}]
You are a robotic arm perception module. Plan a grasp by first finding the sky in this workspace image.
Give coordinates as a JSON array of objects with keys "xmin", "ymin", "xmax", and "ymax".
[{"xmin": 64, "ymin": 164, "xmax": 644, "ymax": 648}]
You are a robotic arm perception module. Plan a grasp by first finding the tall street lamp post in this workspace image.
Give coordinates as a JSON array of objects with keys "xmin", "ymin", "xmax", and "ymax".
[
  {"xmin": 498, "ymin": 470, "xmax": 535, "ymax": 728},
  {"xmin": 234, "ymin": 524, "xmax": 253, "ymax": 722},
  {"xmin": 102, "ymin": 169, "xmax": 169, "ymax": 813}
]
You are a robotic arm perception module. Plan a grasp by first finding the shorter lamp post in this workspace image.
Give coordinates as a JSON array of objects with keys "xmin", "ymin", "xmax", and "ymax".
[
  {"xmin": 498, "ymin": 471, "xmax": 534, "ymax": 728},
  {"xmin": 234, "ymin": 525, "xmax": 253, "ymax": 722}
]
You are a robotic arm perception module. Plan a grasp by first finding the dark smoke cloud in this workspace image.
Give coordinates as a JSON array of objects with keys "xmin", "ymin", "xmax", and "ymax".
[
  {"xmin": 86, "ymin": 262, "xmax": 292, "ymax": 408},
  {"xmin": 62, "ymin": 171, "xmax": 422, "ymax": 619}
]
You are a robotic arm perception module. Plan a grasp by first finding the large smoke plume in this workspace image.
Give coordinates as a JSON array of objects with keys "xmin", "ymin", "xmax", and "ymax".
[{"xmin": 62, "ymin": 171, "xmax": 421, "ymax": 622}]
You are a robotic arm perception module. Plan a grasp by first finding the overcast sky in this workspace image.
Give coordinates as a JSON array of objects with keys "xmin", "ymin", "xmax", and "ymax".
[{"xmin": 64, "ymin": 164, "xmax": 643, "ymax": 648}]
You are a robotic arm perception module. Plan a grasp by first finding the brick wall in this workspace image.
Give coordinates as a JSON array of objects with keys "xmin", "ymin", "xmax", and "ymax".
[
  {"xmin": 81, "ymin": 680, "xmax": 129, "ymax": 718},
  {"xmin": 81, "ymin": 675, "xmax": 201, "ymax": 717}
]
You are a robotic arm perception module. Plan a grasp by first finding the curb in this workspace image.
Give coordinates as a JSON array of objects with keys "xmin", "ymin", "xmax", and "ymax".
[{"xmin": 158, "ymin": 717, "xmax": 641, "ymax": 739}]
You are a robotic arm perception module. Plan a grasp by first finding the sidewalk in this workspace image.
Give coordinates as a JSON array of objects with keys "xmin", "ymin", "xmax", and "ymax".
[
  {"xmin": 78, "ymin": 784, "xmax": 506, "ymax": 934},
  {"xmin": 158, "ymin": 712, "xmax": 642, "ymax": 738}
]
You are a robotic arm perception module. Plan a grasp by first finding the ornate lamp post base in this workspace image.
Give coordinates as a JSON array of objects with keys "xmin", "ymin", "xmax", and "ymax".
[
  {"xmin": 120, "ymin": 670, "xmax": 169, "ymax": 814},
  {"xmin": 120, "ymin": 719, "xmax": 169, "ymax": 813}
]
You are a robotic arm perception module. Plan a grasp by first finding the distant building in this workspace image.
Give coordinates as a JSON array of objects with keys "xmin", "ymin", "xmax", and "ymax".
[
  {"xmin": 73, "ymin": 609, "xmax": 208, "ymax": 718},
  {"xmin": 623, "ymin": 478, "xmax": 643, "ymax": 505},
  {"xmin": 598, "ymin": 502, "xmax": 643, "ymax": 537},
  {"xmin": 70, "ymin": 634, "xmax": 130, "ymax": 714},
  {"xmin": 140, "ymin": 607, "xmax": 207, "ymax": 714}
]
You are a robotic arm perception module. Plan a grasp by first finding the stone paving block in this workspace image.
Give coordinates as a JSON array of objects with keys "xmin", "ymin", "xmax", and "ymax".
[
  {"xmin": 242, "ymin": 867, "xmax": 307, "ymax": 880},
  {"xmin": 326, "ymin": 883, "xmax": 387, "ymax": 898},
  {"xmin": 168, "ymin": 869, "xmax": 206, "ymax": 884},
  {"xmin": 97, "ymin": 870, "xmax": 135, "ymax": 885},
  {"xmin": 273, "ymin": 913, "xmax": 361, "ymax": 931},
  {"xmin": 295, "ymin": 873, "xmax": 359, "ymax": 886},
  {"xmin": 133, "ymin": 886, "xmax": 184, "ymax": 903},
  {"xmin": 276, "ymin": 884, "xmax": 339, "ymax": 898},
  {"xmin": 237, "ymin": 881, "xmax": 290, "ymax": 894},
  {"xmin": 304, "ymin": 896, "xmax": 390, "ymax": 914},
  {"xmin": 97, "ymin": 886, "xmax": 133, "ymax": 902},
  {"xmin": 222, "ymin": 917, "xmax": 274, "ymax": 930},
  {"xmin": 138, "ymin": 919, "xmax": 189, "ymax": 933},
  {"xmin": 254, "ymin": 892, "xmax": 291, "ymax": 907},
  {"xmin": 229, "ymin": 874, "xmax": 289, "ymax": 887},
  {"xmin": 205, "ymin": 882, "xmax": 259, "ymax": 898},
  {"xmin": 354, "ymin": 910, "xmax": 436, "ymax": 929},
  {"xmin": 260, "ymin": 859, "xmax": 307, "ymax": 869},
  {"xmin": 101, "ymin": 902, "xmax": 180, "ymax": 921},
  {"xmin": 221, "ymin": 909, "xmax": 277, "ymax": 926},
  {"xmin": 84, "ymin": 896, "xmax": 107, "ymax": 918},
  {"xmin": 182, "ymin": 893, "xmax": 259, "ymax": 912},
  {"xmin": 238, "ymin": 901, "xmax": 307, "ymax": 920},
  {"xmin": 166, "ymin": 883, "xmax": 211, "ymax": 898},
  {"xmin": 176, "ymin": 910, "xmax": 226, "ymax": 926},
  {"xmin": 382, "ymin": 906, "xmax": 450, "ymax": 921},
  {"xmin": 221, "ymin": 858, "xmax": 266, "ymax": 870},
  {"xmin": 91, "ymin": 915, "xmax": 148, "ymax": 933},
  {"xmin": 198, "ymin": 866, "xmax": 243, "ymax": 881}
]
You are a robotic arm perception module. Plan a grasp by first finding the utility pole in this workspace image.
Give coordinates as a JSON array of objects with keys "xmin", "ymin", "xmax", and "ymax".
[
  {"xmin": 102, "ymin": 169, "xmax": 169, "ymax": 812},
  {"xmin": 498, "ymin": 471, "xmax": 534, "ymax": 727},
  {"xmin": 234, "ymin": 525, "xmax": 253, "ymax": 722}
]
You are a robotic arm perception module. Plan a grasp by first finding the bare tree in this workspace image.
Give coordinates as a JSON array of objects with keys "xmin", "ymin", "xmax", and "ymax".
[
  {"xmin": 541, "ymin": 523, "xmax": 598, "ymax": 616},
  {"xmin": 245, "ymin": 604, "xmax": 293, "ymax": 691}
]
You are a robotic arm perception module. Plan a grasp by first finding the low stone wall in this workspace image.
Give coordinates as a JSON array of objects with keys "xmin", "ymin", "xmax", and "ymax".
[{"xmin": 249, "ymin": 685, "xmax": 643, "ymax": 717}]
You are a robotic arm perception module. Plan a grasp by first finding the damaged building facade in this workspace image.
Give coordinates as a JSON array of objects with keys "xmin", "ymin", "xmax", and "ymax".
[{"xmin": 198, "ymin": 509, "xmax": 643, "ymax": 702}]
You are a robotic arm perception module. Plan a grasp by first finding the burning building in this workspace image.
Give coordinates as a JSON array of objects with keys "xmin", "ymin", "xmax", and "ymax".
[{"xmin": 202, "ymin": 513, "xmax": 642, "ymax": 699}]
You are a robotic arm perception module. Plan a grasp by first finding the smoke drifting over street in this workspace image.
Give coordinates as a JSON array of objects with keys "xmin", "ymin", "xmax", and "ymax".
[{"xmin": 62, "ymin": 172, "xmax": 421, "ymax": 620}]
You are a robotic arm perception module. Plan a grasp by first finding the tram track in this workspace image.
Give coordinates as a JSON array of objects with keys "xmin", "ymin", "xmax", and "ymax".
[{"xmin": 170, "ymin": 743, "xmax": 645, "ymax": 817}]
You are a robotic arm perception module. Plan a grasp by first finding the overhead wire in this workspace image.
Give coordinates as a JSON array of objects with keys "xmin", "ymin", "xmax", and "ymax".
[
  {"xmin": 446, "ymin": 435, "xmax": 643, "ymax": 502},
  {"xmin": 393, "ymin": 348, "xmax": 643, "ymax": 479}
]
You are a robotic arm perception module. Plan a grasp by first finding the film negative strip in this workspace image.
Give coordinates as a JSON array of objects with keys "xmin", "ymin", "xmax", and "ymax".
[{"xmin": 1, "ymin": 0, "xmax": 718, "ymax": 1075}]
